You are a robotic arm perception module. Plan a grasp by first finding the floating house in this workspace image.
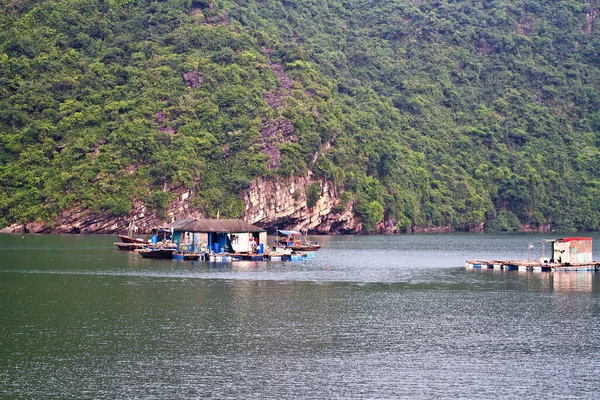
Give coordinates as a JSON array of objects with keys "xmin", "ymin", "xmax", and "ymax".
[
  {"xmin": 137, "ymin": 218, "xmax": 313, "ymax": 262},
  {"xmin": 169, "ymin": 218, "xmax": 267, "ymax": 255},
  {"xmin": 466, "ymin": 237, "xmax": 599, "ymax": 272},
  {"xmin": 547, "ymin": 237, "xmax": 593, "ymax": 265}
]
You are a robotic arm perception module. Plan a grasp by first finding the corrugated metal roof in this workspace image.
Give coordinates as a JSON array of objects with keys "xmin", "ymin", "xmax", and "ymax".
[
  {"xmin": 172, "ymin": 218, "xmax": 265, "ymax": 233},
  {"xmin": 167, "ymin": 218, "xmax": 196, "ymax": 230},
  {"xmin": 561, "ymin": 237, "xmax": 592, "ymax": 242}
]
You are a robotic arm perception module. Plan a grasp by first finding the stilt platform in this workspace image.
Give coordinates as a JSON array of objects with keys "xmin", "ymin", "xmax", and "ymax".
[{"xmin": 466, "ymin": 260, "xmax": 600, "ymax": 272}]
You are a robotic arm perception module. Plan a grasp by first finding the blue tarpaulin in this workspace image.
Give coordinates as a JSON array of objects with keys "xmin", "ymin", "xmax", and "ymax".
[{"xmin": 278, "ymin": 230, "xmax": 302, "ymax": 237}]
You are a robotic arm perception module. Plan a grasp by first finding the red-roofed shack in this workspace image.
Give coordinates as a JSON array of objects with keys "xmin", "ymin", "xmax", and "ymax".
[{"xmin": 551, "ymin": 237, "xmax": 593, "ymax": 265}]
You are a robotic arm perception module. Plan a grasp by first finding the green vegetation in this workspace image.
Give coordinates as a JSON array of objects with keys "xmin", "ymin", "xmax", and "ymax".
[{"xmin": 1, "ymin": 0, "xmax": 600, "ymax": 232}]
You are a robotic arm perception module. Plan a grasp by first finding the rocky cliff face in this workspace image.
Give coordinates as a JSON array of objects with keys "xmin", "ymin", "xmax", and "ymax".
[
  {"xmin": 242, "ymin": 174, "xmax": 360, "ymax": 233},
  {"xmin": 0, "ymin": 177, "xmax": 554, "ymax": 235},
  {"xmin": 0, "ymin": 174, "xmax": 362, "ymax": 235}
]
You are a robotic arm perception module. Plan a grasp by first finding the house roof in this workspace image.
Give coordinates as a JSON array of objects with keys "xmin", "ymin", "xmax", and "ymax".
[
  {"xmin": 560, "ymin": 237, "xmax": 592, "ymax": 242},
  {"xmin": 171, "ymin": 218, "xmax": 265, "ymax": 233}
]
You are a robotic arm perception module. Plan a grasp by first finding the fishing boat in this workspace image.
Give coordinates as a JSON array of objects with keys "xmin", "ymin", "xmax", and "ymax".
[
  {"xmin": 114, "ymin": 242, "xmax": 148, "ymax": 251},
  {"xmin": 115, "ymin": 223, "xmax": 176, "ymax": 251},
  {"xmin": 138, "ymin": 247, "xmax": 175, "ymax": 259},
  {"xmin": 276, "ymin": 230, "xmax": 321, "ymax": 251},
  {"xmin": 117, "ymin": 235, "xmax": 148, "ymax": 244},
  {"xmin": 115, "ymin": 221, "xmax": 150, "ymax": 250}
]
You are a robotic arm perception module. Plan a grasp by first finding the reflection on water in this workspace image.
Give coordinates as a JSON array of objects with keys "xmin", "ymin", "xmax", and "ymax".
[
  {"xmin": 468, "ymin": 269, "xmax": 598, "ymax": 293},
  {"xmin": 1, "ymin": 233, "xmax": 600, "ymax": 399}
]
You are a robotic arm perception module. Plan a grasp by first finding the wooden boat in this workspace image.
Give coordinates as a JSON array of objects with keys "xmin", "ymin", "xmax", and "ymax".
[
  {"xmin": 117, "ymin": 222, "xmax": 149, "ymax": 247},
  {"xmin": 114, "ymin": 242, "xmax": 148, "ymax": 251},
  {"xmin": 277, "ymin": 230, "xmax": 321, "ymax": 251},
  {"xmin": 138, "ymin": 248, "xmax": 174, "ymax": 259},
  {"xmin": 291, "ymin": 242, "xmax": 321, "ymax": 251},
  {"xmin": 116, "ymin": 222, "xmax": 175, "ymax": 250},
  {"xmin": 117, "ymin": 235, "xmax": 148, "ymax": 244}
]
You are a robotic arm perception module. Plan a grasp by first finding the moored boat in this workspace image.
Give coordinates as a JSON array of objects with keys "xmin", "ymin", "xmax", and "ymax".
[
  {"xmin": 291, "ymin": 243, "xmax": 321, "ymax": 251},
  {"xmin": 138, "ymin": 248, "xmax": 175, "ymax": 259},
  {"xmin": 277, "ymin": 230, "xmax": 321, "ymax": 252},
  {"xmin": 117, "ymin": 235, "xmax": 148, "ymax": 244},
  {"xmin": 114, "ymin": 242, "xmax": 148, "ymax": 251}
]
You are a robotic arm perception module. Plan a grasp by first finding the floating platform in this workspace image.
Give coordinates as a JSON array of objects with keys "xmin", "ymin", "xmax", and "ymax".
[
  {"xmin": 206, "ymin": 251, "xmax": 314, "ymax": 262},
  {"xmin": 466, "ymin": 260, "xmax": 600, "ymax": 272}
]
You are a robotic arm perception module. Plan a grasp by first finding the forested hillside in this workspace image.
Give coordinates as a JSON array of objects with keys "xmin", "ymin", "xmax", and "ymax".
[{"xmin": 2, "ymin": 0, "xmax": 600, "ymax": 232}]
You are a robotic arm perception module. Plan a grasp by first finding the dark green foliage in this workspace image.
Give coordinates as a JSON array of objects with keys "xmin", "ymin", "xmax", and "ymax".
[
  {"xmin": 485, "ymin": 211, "xmax": 523, "ymax": 232},
  {"xmin": 355, "ymin": 199, "xmax": 384, "ymax": 232},
  {"xmin": 2, "ymin": 0, "xmax": 600, "ymax": 232},
  {"xmin": 147, "ymin": 190, "xmax": 173, "ymax": 215},
  {"xmin": 306, "ymin": 182, "xmax": 321, "ymax": 208}
]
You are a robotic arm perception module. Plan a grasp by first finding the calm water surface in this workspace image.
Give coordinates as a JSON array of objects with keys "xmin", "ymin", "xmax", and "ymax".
[{"xmin": 1, "ymin": 233, "xmax": 600, "ymax": 398}]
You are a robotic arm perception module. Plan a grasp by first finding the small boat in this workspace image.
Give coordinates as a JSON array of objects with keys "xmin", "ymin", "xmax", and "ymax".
[
  {"xmin": 138, "ymin": 248, "xmax": 174, "ymax": 259},
  {"xmin": 114, "ymin": 242, "xmax": 148, "ymax": 251},
  {"xmin": 291, "ymin": 242, "xmax": 321, "ymax": 251},
  {"xmin": 116, "ymin": 223, "xmax": 176, "ymax": 250},
  {"xmin": 277, "ymin": 230, "xmax": 321, "ymax": 251},
  {"xmin": 116, "ymin": 221, "xmax": 149, "ymax": 248},
  {"xmin": 117, "ymin": 234, "xmax": 148, "ymax": 244}
]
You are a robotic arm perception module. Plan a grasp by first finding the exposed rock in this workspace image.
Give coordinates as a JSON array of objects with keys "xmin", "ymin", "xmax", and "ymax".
[
  {"xmin": 260, "ymin": 117, "xmax": 294, "ymax": 169},
  {"xmin": 520, "ymin": 223, "xmax": 552, "ymax": 233},
  {"xmin": 158, "ymin": 126, "xmax": 176, "ymax": 135},
  {"xmin": 242, "ymin": 174, "xmax": 360, "ymax": 233},
  {"xmin": 0, "ymin": 224, "xmax": 26, "ymax": 234},
  {"xmin": 0, "ymin": 175, "xmax": 558, "ymax": 235},
  {"xmin": 183, "ymin": 70, "xmax": 203, "ymax": 88},
  {"xmin": 222, "ymin": 144, "xmax": 231, "ymax": 157},
  {"xmin": 155, "ymin": 111, "xmax": 166, "ymax": 125},
  {"xmin": 518, "ymin": 18, "xmax": 532, "ymax": 36},
  {"xmin": 155, "ymin": 111, "xmax": 177, "ymax": 135},
  {"xmin": 260, "ymin": 49, "xmax": 297, "ymax": 169},
  {"xmin": 584, "ymin": 5, "xmax": 597, "ymax": 35},
  {"xmin": 10, "ymin": 185, "xmax": 198, "ymax": 234}
]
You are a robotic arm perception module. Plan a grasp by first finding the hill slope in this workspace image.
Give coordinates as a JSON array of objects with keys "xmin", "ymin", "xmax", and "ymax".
[{"xmin": 1, "ymin": 0, "xmax": 600, "ymax": 233}]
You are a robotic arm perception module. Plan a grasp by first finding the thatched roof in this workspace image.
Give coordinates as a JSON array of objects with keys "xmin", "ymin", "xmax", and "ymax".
[{"xmin": 170, "ymin": 218, "xmax": 265, "ymax": 233}]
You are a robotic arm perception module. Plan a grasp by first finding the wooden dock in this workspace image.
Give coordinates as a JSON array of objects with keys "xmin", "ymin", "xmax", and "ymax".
[{"xmin": 466, "ymin": 260, "xmax": 600, "ymax": 272}]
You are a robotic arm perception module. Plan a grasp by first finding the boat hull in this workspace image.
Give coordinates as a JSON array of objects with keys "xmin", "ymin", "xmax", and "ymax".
[
  {"xmin": 138, "ymin": 249, "xmax": 174, "ymax": 259},
  {"xmin": 114, "ymin": 242, "xmax": 148, "ymax": 251},
  {"xmin": 118, "ymin": 235, "xmax": 148, "ymax": 244},
  {"xmin": 291, "ymin": 245, "xmax": 321, "ymax": 251}
]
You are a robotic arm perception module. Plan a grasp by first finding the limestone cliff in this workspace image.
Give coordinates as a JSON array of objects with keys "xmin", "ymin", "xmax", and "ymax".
[
  {"xmin": 242, "ymin": 175, "xmax": 360, "ymax": 233},
  {"xmin": 0, "ymin": 175, "xmax": 361, "ymax": 235}
]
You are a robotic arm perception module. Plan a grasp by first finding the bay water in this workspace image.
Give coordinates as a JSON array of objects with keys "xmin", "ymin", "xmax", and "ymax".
[{"xmin": 1, "ymin": 232, "xmax": 599, "ymax": 398}]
